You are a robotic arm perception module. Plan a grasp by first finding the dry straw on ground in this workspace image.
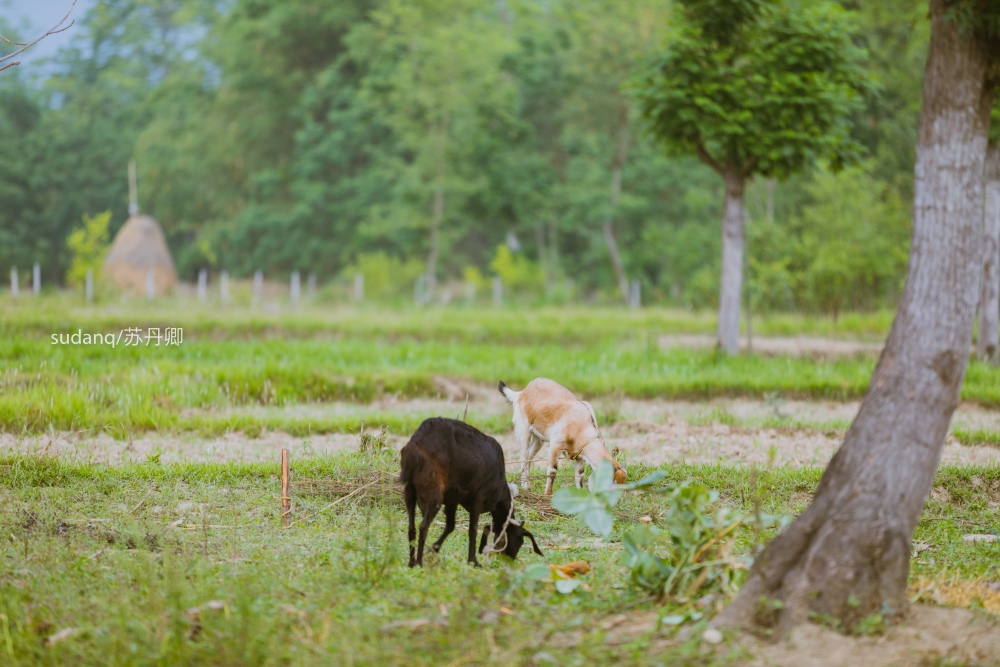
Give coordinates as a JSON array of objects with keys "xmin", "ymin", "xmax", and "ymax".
[
  {"xmin": 293, "ymin": 469, "xmax": 560, "ymax": 520},
  {"xmin": 910, "ymin": 576, "xmax": 1000, "ymax": 613}
]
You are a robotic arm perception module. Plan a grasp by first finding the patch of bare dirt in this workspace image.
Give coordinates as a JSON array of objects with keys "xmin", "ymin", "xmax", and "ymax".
[
  {"xmin": 0, "ymin": 430, "xmax": 408, "ymax": 465},
  {"xmin": 564, "ymin": 606, "xmax": 1000, "ymax": 666},
  {"xmin": 659, "ymin": 334, "xmax": 885, "ymax": 358},
  {"xmin": 745, "ymin": 606, "xmax": 1000, "ymax": 667},
  {"xmin": 3, "ymin": 394, "xmax": 997, "ymax": 467},
  {"xmin": 603, "ymin": 416, "xmax": 1000, "ymax": 468}
]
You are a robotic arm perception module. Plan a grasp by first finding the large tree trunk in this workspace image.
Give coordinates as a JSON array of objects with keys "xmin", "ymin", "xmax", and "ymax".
[
  {"xmin": 716, "ymin": 1, "xmax": 996, "ymax": 635},
  {"xmin": 717, "ymin": 172, "xmax": 745, "ymax": 355},
  {"xmin": 978, "ymin": 143, "xmax": 1000, "ymax": 362},
  {"xmin": 603, "ymin": 105, "xmax": 631, "ymax": 304}
]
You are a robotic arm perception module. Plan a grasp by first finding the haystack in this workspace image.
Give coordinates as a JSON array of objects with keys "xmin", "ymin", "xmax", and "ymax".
[{"xmin": 102, "ymin": 160, "xmax": 176, "ymax": 296}]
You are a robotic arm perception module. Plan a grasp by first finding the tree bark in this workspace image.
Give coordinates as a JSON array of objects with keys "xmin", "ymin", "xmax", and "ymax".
[
  {"xmin": 717, "ymin": 173, "xmax": 745, "ymax": 355},
  {"xmin": 978, "ymin": 143, "xmax": 1000, "ymax": 362},
  {"xmin": 603, "ymin": 105, "xmax": 631, "ymax": 304},
  {"xmin": 716, "ymin": 1, "xmax": 996, "ymax": 635}
]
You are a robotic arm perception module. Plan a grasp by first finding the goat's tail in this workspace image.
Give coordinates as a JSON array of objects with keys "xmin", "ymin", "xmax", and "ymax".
[
  {"xmin": 497, "ymin": 380, "xmax": 519, "ymax": 405},
  {"xmin": 397, "ymin": 439, "xmax": 424, "ymax": 485}
]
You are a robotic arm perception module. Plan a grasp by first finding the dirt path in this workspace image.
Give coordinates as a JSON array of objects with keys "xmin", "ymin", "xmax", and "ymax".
[
  {"xmin": 4, "ymin": 394, "xmax": 997, "ymax": 467},
  {"xmin": 592, "ymin": 605, "xmax": 1000, "ymax": 666},
  {"xmin": 659, "ymin": 333, "xmax": 885, "ymax": 358}
]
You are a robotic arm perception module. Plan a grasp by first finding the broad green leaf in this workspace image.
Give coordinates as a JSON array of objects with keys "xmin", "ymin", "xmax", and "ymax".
[
  {"xmin": 581, "ymin": 505, "xmax": 614, "ymax": 537},
  {"xmin": 621, "ymin": 470, "xmax": 670, "ymax": 490},
  {"xmin": 551, "ymin": 487, "xmax": 593, "ymax": 515},
  {"xmin": 555, "ymin": 578, "xmax": 582, "ymax": 594},
  {"xmin": 522, "ymin": 563, "xmax": 552, "ymax": 581},
  {"xmin": 590, "ymin": 460, "xmax": 616, "ymax": 492}
]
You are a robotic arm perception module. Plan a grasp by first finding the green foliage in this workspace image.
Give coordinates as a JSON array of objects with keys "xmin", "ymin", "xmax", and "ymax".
[
  {"xmin": 552, "ymin": 461, "xmax": 668, "ymax": 537},
  {"xmin": 489, "ymin": 245, "xmax": 544, "ymax": 294},
  {"xmin": 748, "ymin": 164, "xmax": 911, "ymax": 315},
  {"xmin": 554, "ymin": 461, "xmax": 788, "ymax": 604},
  {"xmin": 65, "ymin": 211, "xmax": 111, "ymax": 288},
  {"xmin": 0, "ymin": 0, "xmax": 935, "ymax": 315},
  {"xmin": 635, "ymin": 0, "xmax": 873, "ymax": 180},
  {"xmin": 621, "ymin": 483, "xmax": 777, "ymax": 602},
  {"xmin": 343, "ymin": 252, "xmax": 425, "ymax": 301},
  {"xmin": 991, "ymin": 103, "xmax": 1000, "ymax": 145}
]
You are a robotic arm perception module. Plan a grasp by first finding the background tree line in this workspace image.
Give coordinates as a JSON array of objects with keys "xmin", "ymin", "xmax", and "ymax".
[{"xmin": 0, "ymin": 0, "xmax": 927, "ymax": 313}]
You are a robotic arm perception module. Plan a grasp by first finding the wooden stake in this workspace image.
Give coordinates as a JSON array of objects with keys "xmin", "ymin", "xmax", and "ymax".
[
  {"xmin": 281, "ymin": 448, "xmax": 291, "ymax": 528},
  {"xmin": 462, "ymin": 393, "xmax": 469, "ymax": 422}
]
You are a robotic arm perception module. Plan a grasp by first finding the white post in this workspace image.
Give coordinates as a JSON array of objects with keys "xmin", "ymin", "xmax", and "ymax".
[
  {"xmin": 353, "ymin": 273, "xmax": 364, "ymax": 303},
  {"xmin": 414, "ymin": 275, "xmax": 425, "ymax": 306},
  {"xmin": 146, "ymin": 270, "xmax": 154, "ymax": 301},
  {"xmin": 221, "ymin": 271, "xmax": 229, "ymax": 305},
  {"xmin": 33, "ymin": 263, "xmax": 40, "ymax": 296},
  {"xmin": 308, "ymin": 273, "xmax": 317, "ymax": 300},
  {"xmin": 465, "ymin": 281, "xmax": 476, "ymax": 306},
  {"xmin": 253, "ymin": 270, "xmax": 263, "ymax": 305},
  {"xmin": 85, "ymin": 270, "xmax": 93, "ymax": 303},
  {"xmin": 198, "ymin": 269, "xmax": 208, "ymax": 302},
  {"xmin": 10, "ymin": 268, "xmax": 18, "ymax": 300},
  {"xmin": 492, "ymin": 276, "xmax": 503, "ymax": 307},
  {"xmin": 291, "ymin": 271, "xmax": 301, "ymax": 304},
  {"xmin": 630, "ymin": 279, "xmax": 640, "ymax": 309}
]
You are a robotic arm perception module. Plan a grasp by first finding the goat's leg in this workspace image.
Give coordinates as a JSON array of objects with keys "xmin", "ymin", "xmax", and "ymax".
[
  {"xmin": 521, "ymin": 434, "xmax": 543, "ymax": 492},
  {"xmin": 405, "ymin": 484, "xmax": 418, "ymax": 567},
  {"xmin": 467, "ymin": 509, "xmax": 481, "ymax": 567},
  {"xmin": 431, "ymin": 503, "xmax": 457, "ymax": 553},
  {"xmin": 416, "ymin": 501, "xmax": 441, "ymax": 567},
  {"xmin": 515, "ymin": 416, "xmax": 533, "ymax": 491},
  {"xmin": 544, "ymin": 443, "xmax": 564, "ymax": 496},
  {"xmin": 573, "ymin": 458, "xmax": 586, "ymax": 489}
]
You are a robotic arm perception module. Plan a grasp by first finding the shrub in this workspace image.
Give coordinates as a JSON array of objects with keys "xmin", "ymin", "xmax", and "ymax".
[
  {"xmin": 65, "ymin": 211, "xmax": 111, "ymax": 288},
  {"xmin": 343, "ymin": 252, "xmax": 425, "ymax": 301}
]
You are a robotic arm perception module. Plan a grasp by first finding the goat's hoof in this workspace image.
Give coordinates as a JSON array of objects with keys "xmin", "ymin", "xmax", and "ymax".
[{"xmin": 470, "ymin": 561, "xmax": 482, "ymax": 568}]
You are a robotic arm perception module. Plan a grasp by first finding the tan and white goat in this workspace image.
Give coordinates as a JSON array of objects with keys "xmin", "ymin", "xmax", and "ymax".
[{"xmin": 498, "ymin": 378, "xmax": 626, "ymax": 495}]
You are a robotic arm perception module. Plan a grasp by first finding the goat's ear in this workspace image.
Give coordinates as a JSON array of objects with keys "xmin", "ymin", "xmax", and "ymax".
[
  {"xmin": 478, "ymin": 526, "xmax": 491, "ymax": 554},
  {"xmin": 525, "ymin": 530, "xmax": 543, "ymax": 557}
]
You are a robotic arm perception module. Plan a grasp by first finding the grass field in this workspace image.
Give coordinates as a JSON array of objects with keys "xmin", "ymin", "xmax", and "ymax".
[
  {"xmin": 3, "ymin": 300, "xmax": 999, "ymax": 440},
  {"xmin": 2, "ymin": 452, "xmax": 999, "ymax": 666},
  {"xmin": 2, "ymin": 298, "xmax": 999, "ymax": 665}
]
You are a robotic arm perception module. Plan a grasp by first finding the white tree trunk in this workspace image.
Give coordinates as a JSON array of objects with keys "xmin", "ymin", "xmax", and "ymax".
[
  {"xmin": 978, "ymin": 143, "xmax": 1000, "ymax": 361},
  {"xmin": 717, "ymin": 173, "xmax": 745, "ymax": 355},
  {"xmin": 426, "ymin": 183, "xmax": 444, "ymax": 299},
  {"xmin": 425, "ymin": 120, "xmax": 449, "ymax": 301},
  {"xmin": 603, "ymin": 106, "xmax": 631, "ymax": 304},
  {"xmin": 716, "ymin": 0, "xmax": 996, "ymax": 634}
]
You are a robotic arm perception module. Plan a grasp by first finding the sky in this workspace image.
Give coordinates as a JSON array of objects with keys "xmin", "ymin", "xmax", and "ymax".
[{"xmin": 2, "ymin": 0, "xmax": 94, "ymax": 65}]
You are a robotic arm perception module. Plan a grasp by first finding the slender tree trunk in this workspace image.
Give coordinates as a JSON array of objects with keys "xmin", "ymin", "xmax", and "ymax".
[
  {"xmin": 426, "ymin": 122, "xmax": 449, "ymax": 300},
  {"xmin": 536, "ymin": 222, "xmax": 550, "ymax": 294},
  {"xmin": 978, "ymin": 143, "xmax": 1000, "ymax": 362},
  {"xmin": 603, "ymin": 106, "xmax": 631, "ymax": 304},
  {"xmin": 716, "ymin": 2, "xmax": 996, "ymax": 635},
  {"xmin": 765, "ymin": 178, "xmax": 776, "ymax": 225},
  {"xmin": 549, "ymin": 219, "xmax": 559, "ymax": 280},
  {"xmin": 717, "ymin": 172, "xmax": 745, "ymax": 355}
]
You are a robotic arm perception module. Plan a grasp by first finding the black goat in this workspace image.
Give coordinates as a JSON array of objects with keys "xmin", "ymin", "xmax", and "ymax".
[{"xmin": 399, "ymin": 417, "xmax": 543, "ymax": 567}]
